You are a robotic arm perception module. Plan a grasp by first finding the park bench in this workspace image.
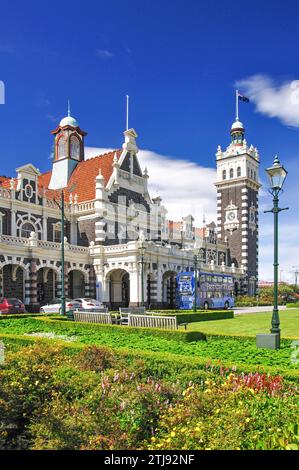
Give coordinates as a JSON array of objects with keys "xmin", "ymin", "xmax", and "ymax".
[
  {"xmin": 128, "ymin": 313, "xmax": 177, "ymax": 330},
  {"xmin": 73, "ymin": 310, "xmax": 112, "ymax": 324}
]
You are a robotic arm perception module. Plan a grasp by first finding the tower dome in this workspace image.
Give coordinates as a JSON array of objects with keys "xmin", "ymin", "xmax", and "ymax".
[
  {"xmin": 59, "ymin": 115, "xmax": 78, "ymax": 128},
  {"xmin": 59, "ymin": 100, "xmax": 78, "ymax": 128},
  {"xmin": 231, "ymin": 119, "xmax": 244, "ymax": 131}
]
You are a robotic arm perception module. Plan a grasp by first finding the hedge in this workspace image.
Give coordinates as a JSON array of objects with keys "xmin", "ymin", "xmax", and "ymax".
[
  {"xmin": 37, "ymin": 316, "xmax": 206, "ymax": 342},
  {"xmin": 0, "ymin": 313, "xmax": 53, "ymax": 320},
  {"xmin": 151, "ymin": 310, "xmax": 234, "ymax": 323},
  {"xmin": 286, "ymin": 303, "xmax": 299, "ymax": 309},
  {"xmin": 1, "ymin": 332, "xmax": 298, "ymax": 383}
]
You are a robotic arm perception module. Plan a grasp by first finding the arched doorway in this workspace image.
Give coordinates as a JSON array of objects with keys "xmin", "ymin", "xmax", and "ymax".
[
  {"xmin": 69, "ymin": 270, "xmax": 85, "ymax": 299},
  {"xmin": 2, "ymin": 264, "xmax": 25, "ymax": 301},
  {"xmin": 37, "ymin": 268, "xmax": 57, "ymax": 304},
  {"xmin": 162, "ymin": 271, "xmax": 177, "ymax": 309},
  {"xmin": 107, "ymin": 269, "xmax": 130, "ymax": 308}
]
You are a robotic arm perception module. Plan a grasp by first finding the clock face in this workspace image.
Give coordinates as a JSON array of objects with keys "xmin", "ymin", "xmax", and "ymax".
[{"xmin": 227, "ymin": 211, "xmax": 236, "ymax": 221}]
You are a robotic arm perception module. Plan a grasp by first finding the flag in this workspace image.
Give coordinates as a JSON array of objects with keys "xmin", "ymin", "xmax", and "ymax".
[{"xmin": 238, "ymin": 93, "xmax": 250, "ymax": 103}]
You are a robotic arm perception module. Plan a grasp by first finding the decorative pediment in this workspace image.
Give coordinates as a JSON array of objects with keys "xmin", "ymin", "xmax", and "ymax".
[{"xmin": 16, "ymin": 164, "xmax": 41, "ymax": 176}]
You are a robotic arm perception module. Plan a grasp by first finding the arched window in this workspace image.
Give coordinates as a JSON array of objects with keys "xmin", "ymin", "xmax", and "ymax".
[
  {"xmin": 251, "ymin": 169, "xmax": 253, "ymax": 179},
  {"xmin": 20, "ymin": 222, "xmax": 35, "ymax": 238},
  {"xmin": 223, "ymin": 169, "xmax": 226, "ymax": 180},
  {"xmin": 230, "ymin": 168, "xmax": 234, "ymax": 179},
  {"xmin": 70, "ymin": 135, "xmax": 80, "ymax": 160},
  {"xmin": 57, "ymin": 136, "xmax": 67, "ymax": 160},
  {"xmin": 237, "ymin": 166, "xmax": 241, "ymax": 177},
  {"xmin": 253, "ymin": 171, "xmax": 256, "ymax": 181}
]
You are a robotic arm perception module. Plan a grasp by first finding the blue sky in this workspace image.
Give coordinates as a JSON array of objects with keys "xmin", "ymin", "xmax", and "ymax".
[{"xmin": 0, "ymin": 0, "xmax": 298, "ymax": 281}]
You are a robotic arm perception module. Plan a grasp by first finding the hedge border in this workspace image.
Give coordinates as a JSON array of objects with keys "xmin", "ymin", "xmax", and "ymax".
[
  {"xmin": 0, "ymin": 332, "xmax": 298, "ymax": 383},
  {"xmin": 33, "ymin": 316, "xmax": 207, "ymax": 343}
]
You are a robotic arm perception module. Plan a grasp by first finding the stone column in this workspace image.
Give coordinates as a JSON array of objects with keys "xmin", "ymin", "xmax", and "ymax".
[
  {"xmin": 26, "ymin": 260, "xmax": 39, "ymax": 312},
  {"xmin": 42, "ymin": 215, "xmax": 48, "ymax": 241},
  {"xmin": 129, "ymin": 267, "xmax": 140, "ymax": 307}
]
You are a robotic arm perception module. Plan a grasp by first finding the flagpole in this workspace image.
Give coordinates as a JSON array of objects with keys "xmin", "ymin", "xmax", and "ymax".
[
  {"xmin": 236, "ymin": 89, "xmax": 239, "ymax": 121},
  {"xmin": 126, "ymin": 94, "xmax": 129, "ymax": 130}
]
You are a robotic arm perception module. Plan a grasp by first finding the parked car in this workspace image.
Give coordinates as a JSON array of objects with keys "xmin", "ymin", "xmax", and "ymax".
[
  {"xmin": 40, "ymin": 298, "xmax": 82, "ymax": 314},
  {"xmin": 0, "ymin": 298, "xmax": 26, "ymax": 314},
  {"xmin": 73, "ymin": 298, "xmax": 103, "ymax": 310}
]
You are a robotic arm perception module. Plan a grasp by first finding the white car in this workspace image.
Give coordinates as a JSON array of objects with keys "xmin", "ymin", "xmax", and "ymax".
[
  {"xmin": 40, "ymin": 298, "xmax": 82, "ymax": 314},
  {"xmin": 73, "ymin": 298, "xmax": 103, "ymax": 310}
]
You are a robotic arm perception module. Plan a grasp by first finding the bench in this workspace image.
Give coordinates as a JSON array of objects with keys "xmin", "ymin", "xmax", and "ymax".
[
  {"xmin": 77, "ymin": 307, "xmax": 108, "ymax": 313},
  {"xmin": 73, "ymin": 310, "xmax": 112, "ymax": 324},
  {"xmin": 128, "ymin": 313, "xmax": 177, "ymax": 330},
  {"xmin": 119, "ymin": 307, "xmax": 146, "ymax": 315}
]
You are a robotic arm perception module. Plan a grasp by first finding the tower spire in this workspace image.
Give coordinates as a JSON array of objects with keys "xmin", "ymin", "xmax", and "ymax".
[{"xmin": 68, "ymin": 99, "xmax": 71, "ymax": 117}]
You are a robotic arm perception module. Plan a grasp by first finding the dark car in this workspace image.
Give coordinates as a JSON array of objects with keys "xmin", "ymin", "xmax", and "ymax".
[{"xmin": 0, "ymin": 298, "xmax": 26, "ymax": 314}]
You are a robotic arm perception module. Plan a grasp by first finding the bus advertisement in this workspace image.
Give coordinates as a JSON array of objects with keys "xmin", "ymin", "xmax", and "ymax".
[{"xmin": 176, "ymin": 271, "xmax": 235, "ymax": 310}]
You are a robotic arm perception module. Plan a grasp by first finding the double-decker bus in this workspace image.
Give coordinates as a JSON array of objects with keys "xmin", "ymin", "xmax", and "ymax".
[{"xmin": 176, "ymin": 271, "xmax": 235, "ymax": 310}]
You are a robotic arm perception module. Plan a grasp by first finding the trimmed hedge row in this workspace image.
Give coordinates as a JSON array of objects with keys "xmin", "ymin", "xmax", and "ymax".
[
  {"xmin": 1, "ymin": 332, "xmax": 298, "ymax": 383},
  {"xmin": 151, "ymin": 310, "xmax": 234, "ymax": 323},
  {"xmin": 38, "ymin": 316, "xmax": 206, "ymax": 342},
  {"xmin": 0, "ymin": 313, "xmax": 51, "ymax": 320},
  {"xmin": 286, "ymin": 303, "xmax": 299, "ymax": 308}
]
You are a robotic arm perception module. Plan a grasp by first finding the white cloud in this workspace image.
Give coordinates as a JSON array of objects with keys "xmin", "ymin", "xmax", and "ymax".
[
  {"xmin": 85, "ymin": 146, "xmax": 299, "ymax": 284},
  {"xmin": 85, "ymin": 147, "xmax": 217, "ymax": 224},
  {"xmin": 236, "ymin": 74, "xmax": 299, "ymax": 127},
  {"xmin": 95, "ymin": 49, "xmax": 114, "ymax": 58}
]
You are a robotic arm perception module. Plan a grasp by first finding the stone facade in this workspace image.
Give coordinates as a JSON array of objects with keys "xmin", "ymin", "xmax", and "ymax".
[{"xmin": 0, "ymin": 112, "xmax": 254, "ymax": 312}]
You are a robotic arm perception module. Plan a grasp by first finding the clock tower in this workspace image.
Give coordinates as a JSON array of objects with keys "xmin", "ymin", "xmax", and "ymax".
[{"xmin": 215, "ymin": 118, "xmax": 261, "ymax": 295}]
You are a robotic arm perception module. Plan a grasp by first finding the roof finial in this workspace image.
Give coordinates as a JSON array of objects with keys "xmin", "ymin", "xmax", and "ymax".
[
  {"xmin": 126, "ymin": 94, "xmax": 129, "ymax": 130},
  {"xmin": 67, "ymin": 99, "xmax": 71, "ymax": 117}
]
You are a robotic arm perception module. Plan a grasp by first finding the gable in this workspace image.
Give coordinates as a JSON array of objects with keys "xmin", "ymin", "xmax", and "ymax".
[{"xmin": 120, "ymin": 152, "xmax": 143, "ymax": 177}]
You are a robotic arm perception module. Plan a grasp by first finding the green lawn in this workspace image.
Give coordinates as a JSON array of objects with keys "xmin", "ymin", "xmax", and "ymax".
[{"xmin": 187, "ymin": 309, "xmax": 299, "ymax": 339}]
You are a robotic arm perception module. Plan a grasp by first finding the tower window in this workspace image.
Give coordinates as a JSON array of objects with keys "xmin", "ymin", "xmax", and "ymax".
[
  {"xmin": 57, "ymin": 136, "xmax": 67, "ymax": 160},
  {"xmin": 70, "ymin": 135, "xmax": 80, "ymax": 160},
  {"xmin": 223, "ymin": 170, "xmax": 226, "ymax": 180},
  {"xmin": 251, "ymin": 169, "xmax": 253, "ymax": 179},
  {"xmin": 237, "ymin": 166, "xmax": 241, "ymax": 177},
  {"xmin": 230, "ymin": 168, "xmax": 234, "ymax": 179},
  {"xmin": 254, "ymin": 171, "xmax": 256, "ymax": 181}
]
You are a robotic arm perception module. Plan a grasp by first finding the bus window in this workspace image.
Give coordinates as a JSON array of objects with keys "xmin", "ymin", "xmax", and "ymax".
[
  {"xmin": 200, "ymin": 275, "xmax": 206, "ymax": 283},
  {"xmin": 217, "ymin": 277, "xmax": 223, "ymax": 283},
  {"xmin": 227, "ymin": 277, "xmax": 233, "ymax": 283},
  {"xmin": 213, "ymin": 276, "xmax": 218, "ymax": 283},
  {"xmin": 207, "ymin": 275, "xmax": 212, "ymax": 282},
  {"xmin": 223, "ymin": 277, "xmax": 228, "ymax": 284}
]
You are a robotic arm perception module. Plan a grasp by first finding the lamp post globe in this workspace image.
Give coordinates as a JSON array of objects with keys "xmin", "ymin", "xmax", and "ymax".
[{"xmin": 264, "ymin": 155, "xmax": 288, "ymax": 348}]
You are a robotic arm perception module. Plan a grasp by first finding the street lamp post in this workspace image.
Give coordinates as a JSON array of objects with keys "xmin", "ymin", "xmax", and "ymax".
[
  {"xmin": 257, "ymin": 156, "xmax": 288, "ymax": 350},
  {"xmin": 139, "ymin": 244, "xmax": 145, "ymax": 307},
  {"xmin": 193, "ymin": 254, "xmax": 199, "ymax": 312}
]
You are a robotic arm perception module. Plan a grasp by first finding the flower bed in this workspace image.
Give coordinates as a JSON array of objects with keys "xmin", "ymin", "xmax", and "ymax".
[{"xmin": 0, "ymin": 341, "xmax": 297, "ymax": 450}]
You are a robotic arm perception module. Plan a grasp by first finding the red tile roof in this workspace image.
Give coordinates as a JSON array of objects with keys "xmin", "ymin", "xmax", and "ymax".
[{"xmin": 0, "ymin": 150, "xmax": 122, "ymax": 203}]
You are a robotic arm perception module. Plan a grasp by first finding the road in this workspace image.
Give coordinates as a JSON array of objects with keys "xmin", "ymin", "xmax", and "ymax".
[{"xmin": 233, "ymin": 305, "xmax": 287, "ymax": 315}]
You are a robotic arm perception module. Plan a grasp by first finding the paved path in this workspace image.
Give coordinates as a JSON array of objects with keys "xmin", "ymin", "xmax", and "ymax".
[{"xmin": 233, "ymin": 305, "xmax": 287, "ymax": 315}]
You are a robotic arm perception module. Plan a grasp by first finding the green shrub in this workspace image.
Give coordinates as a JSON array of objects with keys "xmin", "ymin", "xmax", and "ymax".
[
  {"xmin": 154, "ymin": 311, "xmax": 234, "ymax": 323},
  {"xmin": 286, "ymin": 302, "xmax": 299, "ymax": 308},
  {"xmin": 0, "ymin": 342, "xmax": 297, "ymax": 450}
]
